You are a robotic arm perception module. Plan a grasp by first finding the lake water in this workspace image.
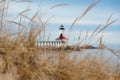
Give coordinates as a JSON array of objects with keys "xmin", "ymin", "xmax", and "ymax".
[
  {"xmin": 40, "ymin": 49, "xmax": 120, "ymax": 62},
  {"xmin": 69, "ymin": 49, "xmax": 120, "ymax": 63}
]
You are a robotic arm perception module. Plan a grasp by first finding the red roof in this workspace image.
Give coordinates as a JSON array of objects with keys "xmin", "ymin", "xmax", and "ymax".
[{"xmin": 56, "ymin": 36, "xmax": 67, "ymax": 40}]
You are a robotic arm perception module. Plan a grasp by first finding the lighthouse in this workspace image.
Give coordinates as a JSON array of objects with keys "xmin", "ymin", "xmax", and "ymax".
[{"xmin": 56, "ymin": 25, "xmax": 67, "ymax": 47}]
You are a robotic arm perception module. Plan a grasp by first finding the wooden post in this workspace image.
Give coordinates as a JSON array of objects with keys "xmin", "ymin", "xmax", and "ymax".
[
  {"xmin": 48, "ymin": 41, "xmax": 50, "ymax": 46},
  {"xmin": 43, "ymin": 41, "xmax": 45, "ymax": 46},
  {"xmin": 51, "ymin": 41, "xmax": 53, "ymax": 46},
  {"xmin": 57, "ymin": 41, "xmax": 59, "ymax": 48},
  {"xmin": 54, "ymin": 42, "xmax": 56, "ymax": 47}
]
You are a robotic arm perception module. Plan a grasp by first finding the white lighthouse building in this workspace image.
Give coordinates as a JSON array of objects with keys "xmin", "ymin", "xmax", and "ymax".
[{"xmin": 56, "ymin": 25, "xmax": 67, "ymax": 47}]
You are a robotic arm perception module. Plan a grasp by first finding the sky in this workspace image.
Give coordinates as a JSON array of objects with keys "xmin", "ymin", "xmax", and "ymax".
[{"xmin": 8, "ymin": 0, "xmax": 120, "ymax": 49}]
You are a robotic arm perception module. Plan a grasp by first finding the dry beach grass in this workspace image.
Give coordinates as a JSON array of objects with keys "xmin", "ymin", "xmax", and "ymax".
[{"xmin": 0, "ymin": 0, "xmax": 120, "ymax": 80}]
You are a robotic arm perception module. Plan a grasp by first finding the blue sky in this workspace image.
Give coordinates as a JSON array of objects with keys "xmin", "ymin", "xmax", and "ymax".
[{"xmin": 8, "ymin": 0, "xmax": 120, "ymax": 49}]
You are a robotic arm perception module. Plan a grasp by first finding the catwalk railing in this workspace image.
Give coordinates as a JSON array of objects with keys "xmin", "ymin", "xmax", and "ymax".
[
  {"xmin": 36, "ymin": 41, "xmax": 65, "ymax": 47},
  {"xmin": 0, "ymin": 41, "xmax": 66, "ymax": 48}
]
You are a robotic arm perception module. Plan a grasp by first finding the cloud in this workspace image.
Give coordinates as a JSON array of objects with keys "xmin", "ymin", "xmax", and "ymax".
[
  {"xmin": 101, "ymin": 32, "xmax": 120, "ymax": 44},
  {"xmin": 48, "ymin": 17, "xmax": 120, "ymax": 26},
  {"xmin": 7, "ymin": 0, "xmax": 120, "ymax": 27}
]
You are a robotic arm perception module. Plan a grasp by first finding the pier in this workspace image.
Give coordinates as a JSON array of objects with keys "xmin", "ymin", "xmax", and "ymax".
[
  {"xmin": 0, "ymin": 41, "xmax": 66, "ymax": 48},
  {"xmin": 36, "ymin": 41, "xmax": 66, "ymax": 47}
]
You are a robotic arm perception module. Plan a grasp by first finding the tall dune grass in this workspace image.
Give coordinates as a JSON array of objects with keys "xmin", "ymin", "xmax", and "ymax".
[{"xmin": 0, "ymin": 0, "xmax": 120, "ymax": 80}]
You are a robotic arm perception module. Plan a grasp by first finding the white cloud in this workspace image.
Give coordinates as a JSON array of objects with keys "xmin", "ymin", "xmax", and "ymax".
[
  {"xmin": 101, "ymin": 32, "xmax": 120, "ymax": 44},
  {"xmin": 48, "ymin": 17, "xmax": 120, "ymax": 26},
  {"xmin": 7, "ymin": 1, "xmax": 120, "ymax": 27}
]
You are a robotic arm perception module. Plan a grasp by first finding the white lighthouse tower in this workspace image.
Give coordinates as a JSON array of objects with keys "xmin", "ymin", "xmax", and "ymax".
[{"xmin": 56, "ymin": 25, "xmax": 67, "ymax": 47}]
